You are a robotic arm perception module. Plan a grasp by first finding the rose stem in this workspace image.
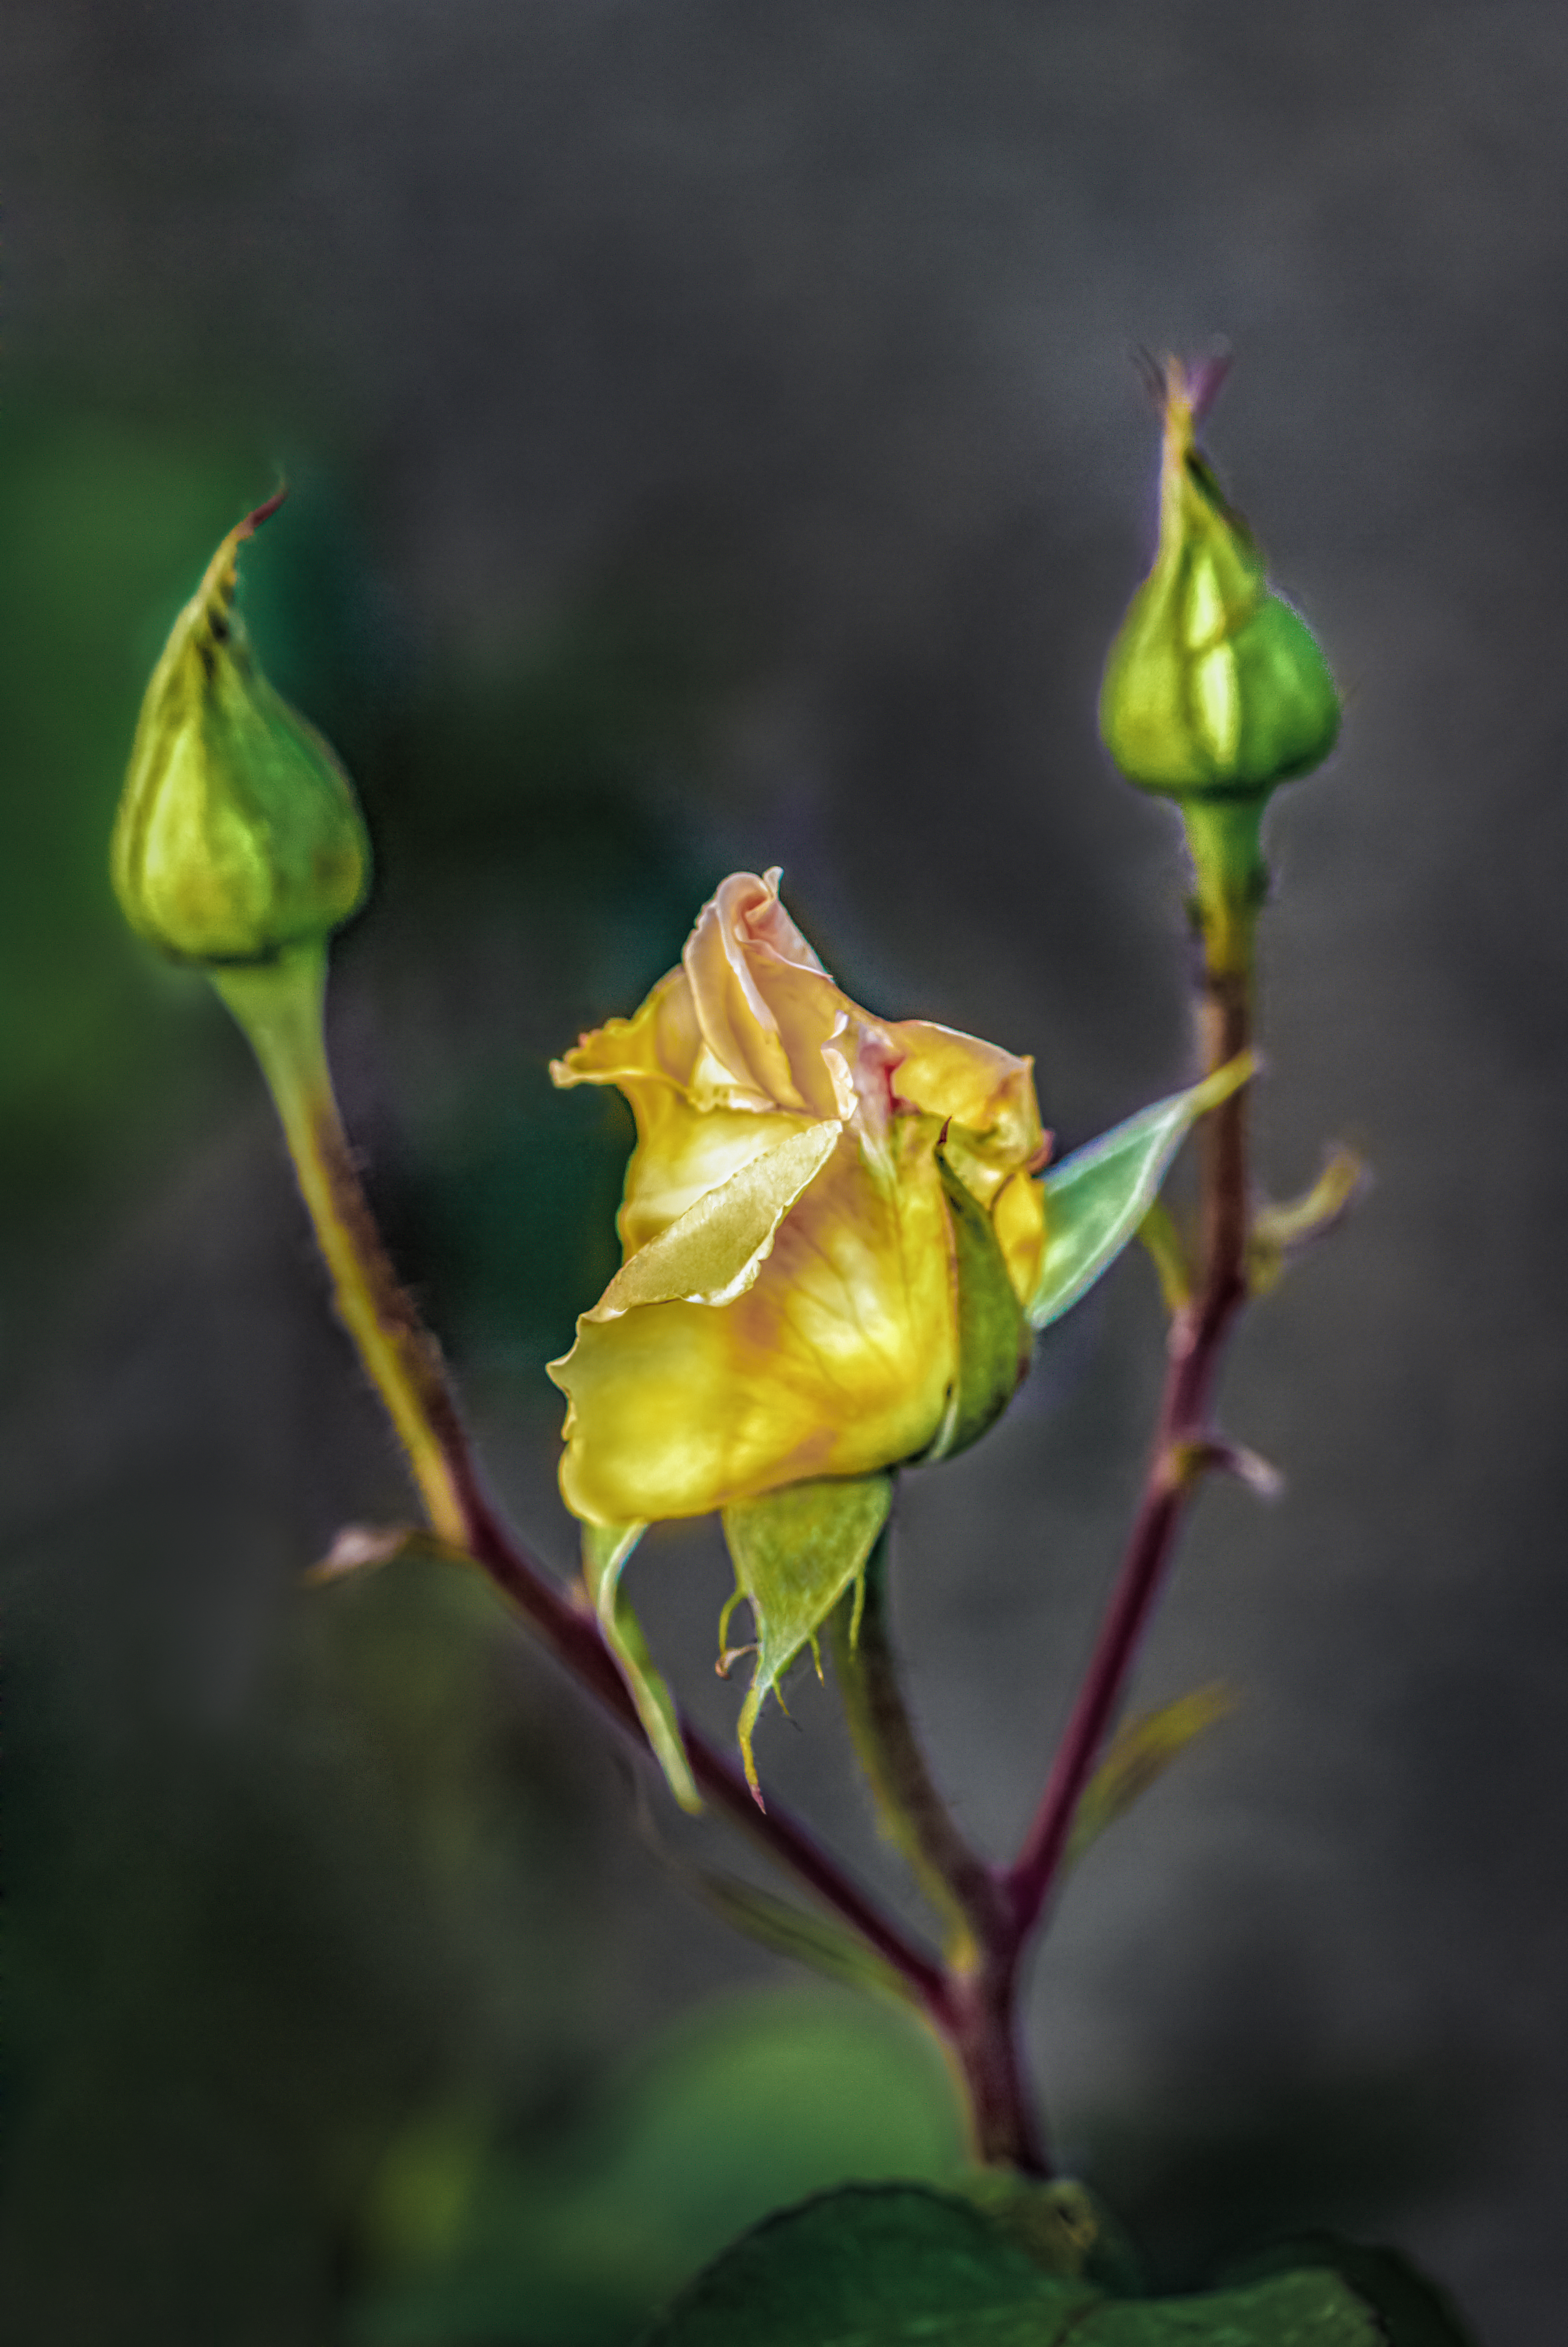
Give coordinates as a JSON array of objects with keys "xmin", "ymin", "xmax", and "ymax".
[
  {"xmin": 831, "ymin": 1524, "xmax": 1009, "ymax": 1959},
  {"xmin": 829, "ymin": 1526, "xmax": 1044, "ymax": 2170},
  {"xmin": 1003, "ymin": 881, "xmax": 1257, "ymax": 1942},
  {"xmin": 216, "ymin": 950, "xmax": 949, "ymax": 2016}
]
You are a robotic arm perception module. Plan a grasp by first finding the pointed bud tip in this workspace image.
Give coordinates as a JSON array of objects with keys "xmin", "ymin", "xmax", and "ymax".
[{"xmin": 236, "ymin": 481, "xmax": 289, "ymax": 541}]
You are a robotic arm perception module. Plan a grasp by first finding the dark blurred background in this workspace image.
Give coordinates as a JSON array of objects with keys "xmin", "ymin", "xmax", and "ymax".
[{"xmin": 3, "ymin": 3, "xmax": 1567, "ymax": 2340}]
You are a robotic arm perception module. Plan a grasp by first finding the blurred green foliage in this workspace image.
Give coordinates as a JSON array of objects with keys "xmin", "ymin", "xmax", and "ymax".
[{"xmin": 352, "ymin": 1987, "xmax": 966, "ymax": 2346}]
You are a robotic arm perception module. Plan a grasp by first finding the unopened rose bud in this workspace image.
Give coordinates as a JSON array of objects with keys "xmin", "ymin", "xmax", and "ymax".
[
  {"xmin": 111, "ymin": 490, "xmax": 370, "ymax": 966},
  {"xmin": 1099, "ymin": 357, "xmax": 1340, "ymax": 804}
]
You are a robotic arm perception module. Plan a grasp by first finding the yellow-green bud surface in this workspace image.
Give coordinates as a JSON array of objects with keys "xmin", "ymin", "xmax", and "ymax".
[
  {"xmin": 1099, "ymin": 359, "xmax": 1341, "ymax": 801},
  {"xmin": 111, "ymin": 491, "xmax": 370, "ymax": 965}
]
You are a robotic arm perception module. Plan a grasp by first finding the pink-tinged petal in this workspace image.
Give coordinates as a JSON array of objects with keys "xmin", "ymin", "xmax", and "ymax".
[
  {"xmin": 740, "ymin": 866, "xmax": 829, "ymax": 973},
  {"xmin": 550, "ymin": 1124, "xmax": 955, "ymax": 1525},
  {"xmin": 682, "ymin": 870, "xmax": 864, "ymax": 1119}
]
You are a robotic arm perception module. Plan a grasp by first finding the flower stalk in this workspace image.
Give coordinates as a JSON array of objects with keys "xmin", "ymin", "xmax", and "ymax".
[
  {"xmin": 214, "ymin": 946, "xmax": 476, "ymax": 1550},
  {"xmin": 829, "ymin": 1523, "xmax": 1008, "ymax": 1969},
  {"xmin": 1006, "ymin": 892, "xmax": 1256, "ymax": 1943},
  {"xmin": 218, "ymin": 946, "xmax": 954, "ymax": 2015}
]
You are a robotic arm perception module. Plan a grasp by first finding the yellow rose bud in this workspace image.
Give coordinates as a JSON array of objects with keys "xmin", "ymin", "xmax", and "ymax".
[
  {"xmin": 547, "ymin": 869, "xmax": 1047, "ymax": 1529},
  {"xmin": 111, "ymin": 490, "xmax": 370, "ymax": 966},
  {"xmin": 1099, "ymin": 356, "xmax": 1340, "ymax": 801}
]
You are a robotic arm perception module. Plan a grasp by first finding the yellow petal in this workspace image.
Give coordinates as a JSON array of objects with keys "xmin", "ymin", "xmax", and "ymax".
[
  {"xmin": 886, "ymin": 1019, "xmax": 1044, "ymax": 1208},
  {"xmin": 550, "ymin": 1124, "xmax": 955, "ymax": 1525},
  {"xmin": 553, "ymin": 966, "xmax": 819, "ymax": 1254},
  {"xmin": 586, "ymin": 1120, "xmax": 841, "ymax": 1318},
  {"xmin": 551, "ymin": 966, "xmax": 702, "ymax": 1098},
  {"xmin": 682, "ymin": 871, "xmax": 866, "ymax": 1120},
  {"xmin": 615, "ymin": 1091, "xmax": 823, "ymax": 1258},
  {"xmin": 991, "ymin": 1168, "xmax": 1048, "ymax": 1309}
]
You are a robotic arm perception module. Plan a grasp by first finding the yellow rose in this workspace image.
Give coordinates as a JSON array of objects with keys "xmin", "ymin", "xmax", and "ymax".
[
  {"xmin": 547, "ymin": 870, "xmax": 1247, "ymax": 1805},
  {"xmin": 547, "ymin": 869, "xmax": 1047, "ymax": 1529}
]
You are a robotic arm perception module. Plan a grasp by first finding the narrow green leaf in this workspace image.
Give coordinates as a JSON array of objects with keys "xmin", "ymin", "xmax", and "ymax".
[
  {"xmin": 922, "ymin": 1142, "xmax": 1031, "ymax": 1463},
  {"xmin": 692, "ymin": 1874, "xmax": 916, "ymax": 2005},
  {"xmin": 582, "ymin": 1520, "xmax": 701, "ymax": 1814},
  {"xmin": 1249, "ymin": 1145, "xmax": 1365, "ymax": 1295},
  {"xmin": 1136, "ymin": 1197, "xmax": 1194, "ymax": 1316},
  {"xmin": 642, "ymin": 2183, "xmax": 1382, "ymax": 2347},
  {"xmin": 1066, "ymin": 1684, "xmax": 1235, "ymax": 1872},
  {"xmin": 1030, "ymin": 1054, "xmax": 1254, "ymax": 1330},
  {"xmin": 721, "ymin": 1475, "xmax": 893, "ymax": 1799}
]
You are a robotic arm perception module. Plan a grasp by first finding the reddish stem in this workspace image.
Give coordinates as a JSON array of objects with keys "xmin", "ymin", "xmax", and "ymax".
[{"xmin": 1006, "ymin": 951, "xmax": 1252, "ymax": 1937}]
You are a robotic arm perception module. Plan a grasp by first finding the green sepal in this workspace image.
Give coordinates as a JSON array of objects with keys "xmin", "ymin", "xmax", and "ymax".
[
  {"xmin": 581, "ymin": 1520, "xmax": 701, "ymax": 1814},
  {"xmin": 922, "ymin": 1141, "xmax": 1031, "ymax": 1463},
  {"xmin": 642, "ymin": 2182, "xmax": 1382, "ymax": 2347},
  {"xmin": 1029, "ymin": 1054, "xmax": 1254, "ymax": 1330},
  {"xmin": 721, "ymin": 1474, "xmax": 894, "ymax": 1800}
]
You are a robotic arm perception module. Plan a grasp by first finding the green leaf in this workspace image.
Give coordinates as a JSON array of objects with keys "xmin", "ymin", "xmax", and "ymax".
[
  {"xmin": 643, "ymin": 2184, "xmax": 1383, "ymax": 2347},
  {"xmin": 692, "ymin": 1875, "xmax": 917, "ymax": 2005},
  {"xmin": 644, "ymin": 2185, "xmax": 1099, "ymax": 2347},
  {"xmin": 721, "ymin": 1475, "xmax": 893, "ymax": 1798},
  {"xmin": 1220, "ymin": 2235, "xmax": 1479, "ymax": 2346},
  {"xmin": 1248, "ymin": 1145, "xmax": 1365, "ymax": 1295},
  {"xmin": 582, "ymin": 1520, "xmax": 701, "ymax": 1813},
  {"xmin": 922, "ymin": 1143, "xmax": 1031, "ymax": 1463},
  {"xmin": 1065, "ymin": 1685, "xmax": 1235, "ymax": 1872},
  {"xmin": 1030, "ymin": 1056, "xmax": 1254, "ymax": 1331}
]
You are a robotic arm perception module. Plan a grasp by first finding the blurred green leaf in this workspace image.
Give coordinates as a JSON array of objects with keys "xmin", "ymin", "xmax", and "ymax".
[
  {"xmin": 1220, "ymin": 2234, "xmax": 1479, "ymax": 2345},
  {"xmin": 688, "ymin": 1877, "xmax": 916, "ymax": 2006},
  {"xmin": 1065, "ymin": 1686, "xmax": 1235, "ymax": 1874},
  {"xmin": 643, "ymin": 2184, "xmax": 1382, "ymax": 2347}
]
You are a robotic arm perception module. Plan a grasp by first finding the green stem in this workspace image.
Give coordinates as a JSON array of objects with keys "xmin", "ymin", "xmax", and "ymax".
[
  {"xmin": 831, "ymin": 1525, "xmax": 1008, "ymax": 1966},
  {"xmin": 1181, "ymin": 795, "xmax": 1266, "ymax": 983},
  {"xmin": 211, "ymin": 945, "xmax": 953, "ymax": 2015},
  {"xmin": 1005, "ymin": 833, "xmax": 1256, "ymax": 1938},
  {"xmin": 213, "ymin": 946, "xmax": 473, "ymax": 1549}
]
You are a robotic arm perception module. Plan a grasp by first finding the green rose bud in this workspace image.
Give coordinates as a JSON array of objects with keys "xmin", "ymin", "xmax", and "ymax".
[
  {"xmin": 1099, "ymin": 357, "xmax": 1340, "ymax": 803},
  {"xmin": 111, "ymin": 489, "xmax": 370, "ymax": 966}
]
